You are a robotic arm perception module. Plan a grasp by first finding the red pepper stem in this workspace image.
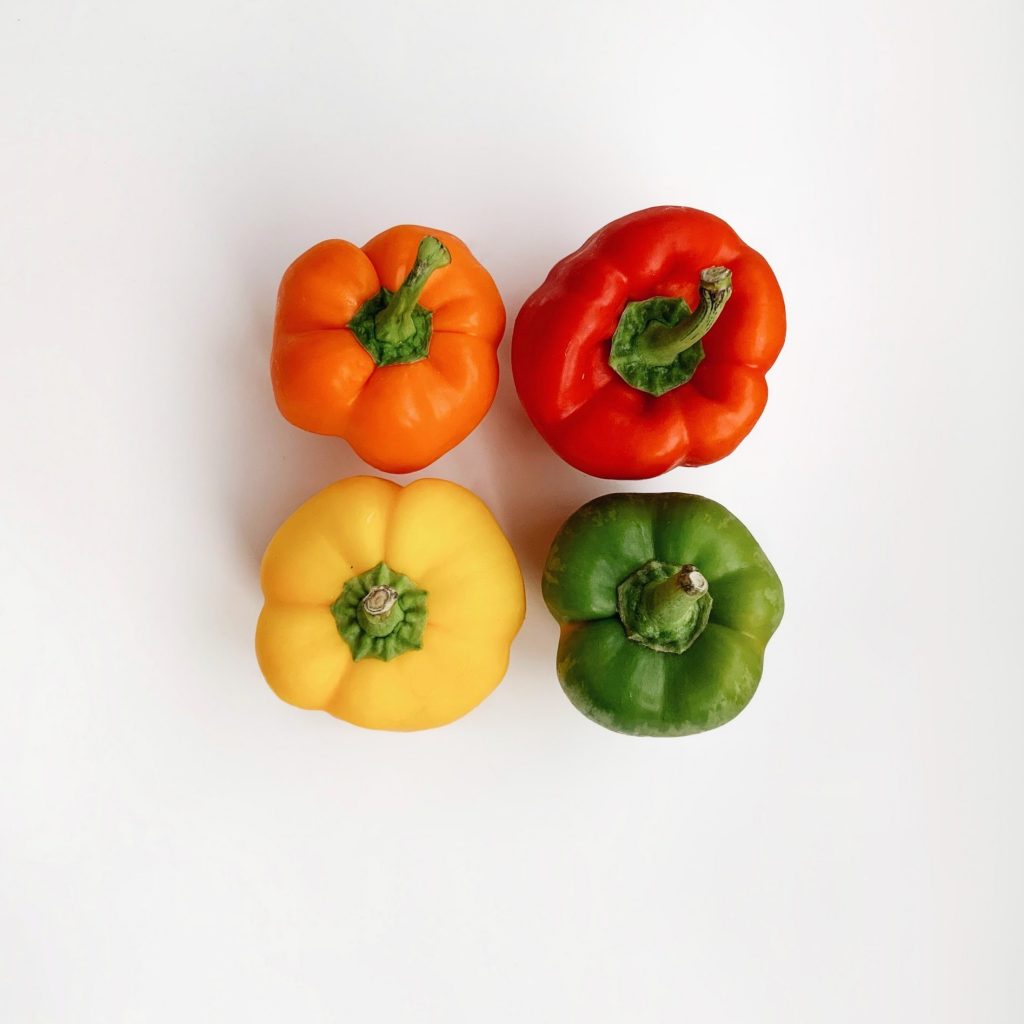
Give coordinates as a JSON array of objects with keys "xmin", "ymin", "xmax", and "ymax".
[
  {"xmin": 636, "ymin": 266, "xmax": 733, "ymax": 366},
  {"xmin": 374, "ymin": 236, "xmax": 452, "ymax": 346}
]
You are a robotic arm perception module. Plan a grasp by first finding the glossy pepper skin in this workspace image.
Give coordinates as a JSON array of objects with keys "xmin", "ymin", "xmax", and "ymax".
[
  {"xmin": 543, "ymin": 492, "xmax": 783, "ymax": 737},
  {"xmin": 512, "ymin": 207, "xmax": 785, "ymax": 479},
  {"xmin": 256, "ymin": 476, "xmax": 525, "ymax": 731},
  {"xmin": 272, "ymin": 226, "xmax": 505, "ymax": 474}
]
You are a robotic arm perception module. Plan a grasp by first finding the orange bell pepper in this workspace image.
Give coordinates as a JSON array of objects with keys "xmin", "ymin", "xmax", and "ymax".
[{"xmin": 271, "ymin": 226, "xmax": 506, "ymax": 473}]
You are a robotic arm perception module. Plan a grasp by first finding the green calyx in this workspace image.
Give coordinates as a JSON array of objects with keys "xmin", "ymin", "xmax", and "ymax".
[
  {"xmin": 616, "ymin": 560, "xmax": 712, "ymax": 654},
  {"xmin": 348, "ymin": 235, "xmax": 451, "ymax": 366},
  {"xmin": 542, "ymin": 491, "xmax": 785, "ymax": 738},
  {"xmin": 331, "ymin": 561, "xmax": 428, "ymax": 661},
  {"xmin": 608, "ymin": 266, "xmax": 733, "ymax": 396}
]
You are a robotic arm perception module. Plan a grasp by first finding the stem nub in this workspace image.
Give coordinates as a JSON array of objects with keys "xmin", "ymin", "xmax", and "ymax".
[
  {"xmin": 678, "ymin": 566, "xmax": 709, "ymax": 598},
  {"xmin": 357, "ymin": 585, "xmax": 401, "ymax": 637}
]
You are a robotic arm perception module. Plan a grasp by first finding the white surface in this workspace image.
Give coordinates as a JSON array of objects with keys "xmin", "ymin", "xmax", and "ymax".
[{"xmin": 2, "ymin": 1, "xmax": 1021, "ymax": 1020}]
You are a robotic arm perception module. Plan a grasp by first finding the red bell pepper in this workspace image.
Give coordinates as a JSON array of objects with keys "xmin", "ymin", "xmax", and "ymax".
[{"xmin": 511, "ymin": 207, "xmax": 786, "ymax": 479}]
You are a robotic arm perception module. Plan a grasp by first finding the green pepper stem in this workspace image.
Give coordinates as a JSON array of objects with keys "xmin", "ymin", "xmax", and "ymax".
[
  {"xmin": 357, "ymin": 585, "xmax": 402, "ymax": 638},
  {"xmin": 616, "ymin": 560, "xmax": 713, "ymax": 654},
  {"xmin": 374, "ymin": 236, "xmax": 451, "ymax": 346},
  {"xmin": 636, "ymin": 266, "xmax": 733, "ymax": 366},
  {"xmin": 641, "ymin": 565, "xmax": 708, "ymax": 634}
]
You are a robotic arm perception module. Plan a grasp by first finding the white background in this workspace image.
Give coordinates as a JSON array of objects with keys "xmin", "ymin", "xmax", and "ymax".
[{"xmin": 2, "ymin": 0, "xmax": 1021, "ymax": 1020}]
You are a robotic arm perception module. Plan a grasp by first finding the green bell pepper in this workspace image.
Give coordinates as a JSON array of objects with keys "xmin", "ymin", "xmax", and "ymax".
[{"xmin": 542, "ymin": 492, "xmax": 784, "ymax": 737}]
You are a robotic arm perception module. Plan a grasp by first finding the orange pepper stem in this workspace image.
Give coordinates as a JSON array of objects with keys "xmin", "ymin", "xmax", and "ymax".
[
  {"xmin": 636, "ymin": 266, "xmax": 733, "ymax": 365},
  {"xmin": 374, "ymin": 236, "xmax": 452, "ymax": 347}
]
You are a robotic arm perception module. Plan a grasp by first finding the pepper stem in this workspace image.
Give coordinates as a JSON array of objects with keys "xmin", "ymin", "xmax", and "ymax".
[
  {"xmin": 374, "ymin": 236, "xmax": 451, "ymax": 347},
  {"xmin": 616, "ymin": 561, "xmax": 713, "ymax": 654},
  {"xmin": 357, "ymin": 585, "xmax": 402, "ymax": 638},
  {"xmin": 332, "ymin": 561, "xmax": 428, "ymax": 662},
  {"xmin": 641, "ymin": 565, "xmax": 707, "ymax": 630},
  {"xmin": 636, "ymin": 266, "xmax": 733, "ymax": 366}
]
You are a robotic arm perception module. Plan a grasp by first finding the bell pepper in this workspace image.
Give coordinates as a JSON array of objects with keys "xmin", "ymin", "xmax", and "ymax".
[
  {"xmin": 255, "ymin": 476, "xmax": 525, "ymax": 731},
  {"xmin": 542, "ymin": 491, "xmax": 784, "ymax": 736},
  {"xmin": 512, "ymin": 207, "xmax": 786, "ymax": 479},
  {"xmin": 272, "ymin": 226, "xmax": 505, "ymax": 474}
]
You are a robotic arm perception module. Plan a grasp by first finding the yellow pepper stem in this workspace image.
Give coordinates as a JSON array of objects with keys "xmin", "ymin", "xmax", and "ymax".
[
  {"xmin": 331, "ymin": 561, "xmax": 428, "ymax": 661},
  {"xmin": 358, "ymin": 586, "xmax": 402, "ymax": 637}
]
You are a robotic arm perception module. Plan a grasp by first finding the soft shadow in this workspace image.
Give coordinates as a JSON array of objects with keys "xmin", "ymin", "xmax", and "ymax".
[
  {"xmin": 218, "ymin": 217, "xmax": 371, "ymax": 581},
  {"xmin": 464, "ymin": 308, "xmax": 632, "ymax": 706},
  {"xmin": 473, "ymin": 343, "xmax": 610, "ymax": 591}
]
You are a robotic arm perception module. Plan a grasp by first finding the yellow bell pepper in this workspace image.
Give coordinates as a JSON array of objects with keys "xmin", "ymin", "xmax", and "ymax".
[{"xmin": 255, "ymin": 476, "xmax": 525, "ymax": 731}]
